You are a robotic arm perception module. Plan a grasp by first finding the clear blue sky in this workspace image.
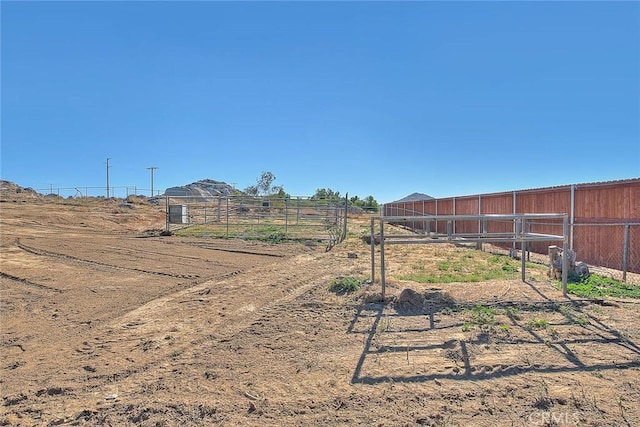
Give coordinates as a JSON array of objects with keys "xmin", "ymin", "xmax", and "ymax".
[{"xmin": 2, "ymin": 1, "xmax": 639, "ymax": 202}]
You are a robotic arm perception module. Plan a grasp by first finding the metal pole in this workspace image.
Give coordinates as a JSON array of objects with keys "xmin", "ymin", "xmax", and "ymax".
[
  {"xmin": 342, "ymin": 193, "xmax": 348, "ymax": 242},
  {"xmin": 106, "ymin": 158, "xmax": 111, "ymax": 198},
  {"xmin": 370, "ymin": 217, "xmax": 375, "ymax": 284},
  {"xmin": 380, "ymin": 217, "xmax": 386, "ymax": 300},
  {"xmin": 562, "ymin": 215, "xmax": 569, "ymax": 297},
  {"xmin": 452, "ymin": 197, "xmax": 456, "ymax": 234},
  {"xmin": 520, "ymin": 218, "xmax": 527, "ymax": 282},
  {"xmin": 512, "ymin": 191, "xmax": 517, "ymax": 255},
  {"xmin": 521, "ymin": 239, "xmax": 527, "ymax": 282},
  {"xmin": 284, "ymin": 198, "xmax": 288, "ymax": 237},
  {"xmin": 435, "ymin": 199, "xmax": 438, "ymax": 234},
  {"xmin": 622, "ymin": 223, "xmax": 630, "ymax": 282},
  {"xmin": 226, "ymin": 197, "xmax": 229, "ymax": 237},
  {"xmin": 165, "ymin": 195, "xmax": 169, "ymax": 232},
  {"xmin": 477, "ymin": 195, "xmax": 482, "ymax": 250},
  {"xmin": 570, "ymin": 184, "xmax": 575, "ymax": 250},
  {"xmin": 147, "ymin": 167, "xmax": 158, "ymax": 197},
  {"xmin": 478, "ymin": 195, "xmax": 482, "ymax": 232}
]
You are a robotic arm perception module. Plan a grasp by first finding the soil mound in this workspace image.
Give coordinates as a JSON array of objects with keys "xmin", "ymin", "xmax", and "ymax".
[{"xmin": 394, "ymin": 288, "xmax": 456, "ymax": 314}]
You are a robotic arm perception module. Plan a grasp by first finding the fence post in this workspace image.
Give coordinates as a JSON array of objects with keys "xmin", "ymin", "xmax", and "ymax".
[
  {"xmin": 512, "ymin": 191, "xmax": 517, "ymax": 256},
  {"xmin": 380, "ymin": 217, "xmax": 386, "ymax": 300},
  {"xmin": 284, "ymin": 198, "xmax": 289, "ymax": 237},
  {"xmin": 370, "ymin": 216, "xmax": 375, "ymax": 284},
  {"xmin": 477, "ymin": 195, "xmax": 482, "ymax": 250},
  {"xmin": 623, "ymin": 223, "xmax": 630, "ymax": 282},
  {"xmin": 562, "ymin": 215, "xmax": 569, "ymax": 297},
  {"xmin": 435, "ymin": 199, "xmax": 438, "ymax": 234},
  {"xmin": 342, "ymin": 194, "xmax": 348, "ymax": 242},
  {"xmin": 570, "ymin": 184, "xmax": 575, "ymax": 250},
  {"xmin": 521, "ymin": 218, "xmax": 527, "ymax": 281},
  {"xmin": 226, "ymin": 197, "xmax": 229, "ymax": 237},
  {"xmin": 452, "ymin": 197, "xmax": 456, "ymax": 234},
  {"xmin": 165, "ymin": 195, "xmax": 169, "ymax": 233}
]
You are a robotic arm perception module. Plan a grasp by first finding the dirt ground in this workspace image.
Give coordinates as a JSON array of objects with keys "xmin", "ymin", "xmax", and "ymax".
[{"xmin": 1, "ymin": 195, "xmax": 639, "ymax": 426}]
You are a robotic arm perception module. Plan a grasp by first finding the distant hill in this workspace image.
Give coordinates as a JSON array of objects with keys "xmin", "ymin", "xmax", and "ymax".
[
  {"xmin": 393, "ymin": 192, "xmax": 434, "ymax": 203},
  {"xmin": 0, "ymin": 180, "xmax": 41, "ymax": 198},
  {"xmin": 163, "ymin": 179, "xmax": 237, "ymax": 199}
]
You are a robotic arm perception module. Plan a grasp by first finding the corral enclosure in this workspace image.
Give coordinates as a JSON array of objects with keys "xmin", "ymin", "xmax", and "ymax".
[
  {"xmin": 165, "ymin": 194, "xmax": 348, "ymax": 246},
  {"xmin": 384, "ymin": 179, "xmax": 640, "ymax": 278}
]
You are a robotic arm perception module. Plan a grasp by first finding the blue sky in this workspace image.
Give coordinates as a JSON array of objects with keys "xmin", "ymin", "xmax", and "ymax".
[{"xmin": 2, "ymin": 1, "xmax": 639, "ymax": 202}]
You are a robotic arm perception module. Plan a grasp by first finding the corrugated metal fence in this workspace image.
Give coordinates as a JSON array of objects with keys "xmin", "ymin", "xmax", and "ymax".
[{"xmin": 383, "ymin": 179, "xmax": 640, "ymax": 277}]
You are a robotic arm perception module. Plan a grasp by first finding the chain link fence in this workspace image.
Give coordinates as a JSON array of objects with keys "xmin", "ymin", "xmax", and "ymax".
[
  {"xmin": 572, "ymin": 223, "xmax": 640, "ymax": 283},
  {"xmin": 164, "ymin": 195, "xmax": 348, "ymax": 248}
]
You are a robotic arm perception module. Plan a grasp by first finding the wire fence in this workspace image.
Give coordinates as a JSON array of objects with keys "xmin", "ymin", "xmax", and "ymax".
[
  {"xmin": 29, "ymin": 186, "xmax": 160, "ymax": 198},
  {"xmin": 164, "ymin": 194, "xmax": 348, "ymax": 248},
  {"xmin": 572, "ymin": 223, "xmax": 640, "ymax": 282}
]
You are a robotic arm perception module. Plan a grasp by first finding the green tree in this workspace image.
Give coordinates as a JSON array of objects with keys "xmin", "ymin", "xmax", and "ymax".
[
  {"xmin": 245, "ymin": 171, "xmax": 285, "ymax": 197},
  {"xmin": 312, "ymin": 188, "xmax": 341, "ymax": 200},
  {"xmin": 363, "ymin": 195, "xmax": 378, "ymax": 208}
]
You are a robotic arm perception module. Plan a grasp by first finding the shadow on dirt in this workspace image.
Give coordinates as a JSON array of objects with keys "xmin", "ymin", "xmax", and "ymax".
[{"xmin": 349, "ymin": 288, "xmax": 640, "ymax": 385}]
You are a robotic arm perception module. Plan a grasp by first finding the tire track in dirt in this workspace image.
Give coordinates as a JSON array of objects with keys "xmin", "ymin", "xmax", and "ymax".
[
  {"xmin": 190, "ymin": 251, "xmax": 357, "ymax": 344},
  {"xmin": 0, "ymin": 271, "xmax": 64, "ymax": 293},
  {"xmin": 16, "ymin": 240, "xmax": 199, "ymax": 279},
  {"xmin": 75, "ymin": 243, "xmax": 242, "ymax": 270},
  {"xmin": 59, "ymin": 252, "xmax": 357, "ymax": 403},
  {"xmin": 179, "ymin": 241, "xmax": 288, "ymax": 258}
]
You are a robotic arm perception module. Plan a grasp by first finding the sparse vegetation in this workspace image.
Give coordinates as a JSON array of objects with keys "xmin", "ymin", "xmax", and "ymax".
[
  {"xmin": 558, "ymin": 305, "xmax": 589, "ymax": 326},
  {"xmin": 563, "ymin": 274, "xmax": 640, "ymax": 299},
  {"xmin": 329, "ymin": 276, "xmax": 366, "ymax": 294},
  {"xmin": 461, "ymin": 305, "xmax": 498, "ymax": 331},
  {"xmin": 526, "ymin": 317, "xmax": 549, "ymax": 330},
  {"xmin": 391, "ymin": 246, "xmax": 553, "ymax": 284},
  {"xmin": 174, "ymin": 224, "xmax": 309, "ymax": 243},
  {"xmin": 505, "ymin": 307, "xmax": 522, "ymax": 320}
]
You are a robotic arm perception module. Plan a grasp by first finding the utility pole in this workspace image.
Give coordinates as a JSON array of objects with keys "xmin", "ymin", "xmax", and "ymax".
[
  {"xmin": 106, "ymin": 158, "xmax": 111, "ymax": 198},
  {"xmin": 146, "ymin": 166, "xmax": 158, "ymax": 196}
]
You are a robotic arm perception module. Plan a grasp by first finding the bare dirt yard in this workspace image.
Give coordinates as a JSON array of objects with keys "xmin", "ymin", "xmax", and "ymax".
[{"xmin": 1, "ymin": 195, "xmax": 639, "ymax": 426}]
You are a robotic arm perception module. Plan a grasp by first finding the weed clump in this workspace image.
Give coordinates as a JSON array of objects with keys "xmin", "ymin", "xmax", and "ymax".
[
  {"xmin": 330, "ymin": 276, "xmax": 365, "ymax": 294},
  {"xmin": 564, "ymin": 274, "xmax": 640, "ymax": 299}
]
